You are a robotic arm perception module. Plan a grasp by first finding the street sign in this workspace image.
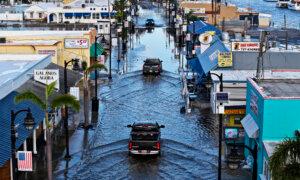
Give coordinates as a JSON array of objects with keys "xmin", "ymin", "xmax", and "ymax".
[
  {"xmin": 70, "ymin": 87, "xmax": 80, "ymax": 100},
  {"xmin": 215, "ymin": 92, "xmax": 229, "ymax": 103},
  {"xmin": 17, "ymin": 151, "xmax": 32, "ymax": 171}
]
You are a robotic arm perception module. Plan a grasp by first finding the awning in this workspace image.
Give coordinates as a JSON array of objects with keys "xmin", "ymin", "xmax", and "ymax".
[
  {"xmin": 196, "ymin": 37, "xmax": 229, "ymax": 75},
  {"xmin": 74, "ymin": 13, "xmax": 83, "ymax": 18},
  {"xmin": 241, "ymin": 114, "xmax": 259, "ymax": 138},
  {"xmin": 64, "ymin": 13, "xmax": 73, "ymax": 18},
  {"xmin": 82, "ymin": 13, "xmax": 91, "ymax": 17}
]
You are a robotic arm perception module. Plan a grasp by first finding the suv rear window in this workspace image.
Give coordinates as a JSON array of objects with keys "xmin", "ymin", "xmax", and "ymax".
[{"xmin": 145, "ymin": 59, "xmax": 160, "ymax": 65}]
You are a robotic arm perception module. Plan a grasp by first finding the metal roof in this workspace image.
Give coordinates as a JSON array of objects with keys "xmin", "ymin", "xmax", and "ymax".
[
  {"xmin": 256, "ymin": 79, "xmax": 300, "ymax": 98},
  {"xmin": 196, "ymin": 37, "xmax": 229, "ymax": 75},
  {"xmin": 211, "ymin": 69, "xmax": 300, "ymax": 82},
  {"xmin": 187, "ymin": 20, "xmax": 222, "ymax": 36},
  {"xmin": 0, "ymin": 91, "xmax": 45, "ymax": 166}
]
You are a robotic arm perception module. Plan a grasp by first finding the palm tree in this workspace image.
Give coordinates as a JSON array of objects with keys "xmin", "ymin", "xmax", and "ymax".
[
  {"xmin": 14, "ymin": 82, "xmax": 80, "ymax": 180},
  {"xmin": 81, "ymin": 62, "xmax": 107, "ymax": 128},
  {"xmin": 269, "ymin": 131, "xmax": 300, "ymax": 180}
]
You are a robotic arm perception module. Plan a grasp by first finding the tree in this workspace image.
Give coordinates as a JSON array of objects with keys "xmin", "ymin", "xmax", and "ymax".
[
  {"xmin": 81, "ymin": 63, "xmax": 107, "ymax": 128},
  {"xmin": 14, "ymin": 82, "xmax": 80, "ymax": 180},
  {"xmin": 269, "ymin": 131, "xmax": 300, "ymax": 180}
]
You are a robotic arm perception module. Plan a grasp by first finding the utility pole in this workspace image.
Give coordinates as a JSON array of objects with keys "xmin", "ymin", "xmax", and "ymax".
[
  {"xmin": 284, "ymin": 14, "xmax": 288, "ymax": 50},
  {"xmin": 108, "ymin": 0, "xmax": 112, "ymax": 79},
  {"xmin": 256, "ymin": 31, "xmax": 268, "ymax": 80}
]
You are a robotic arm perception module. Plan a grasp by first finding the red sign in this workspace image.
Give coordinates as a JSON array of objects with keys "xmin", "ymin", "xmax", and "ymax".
[{"xmin": 231, "ymin": 42, "xmax": 260, "ymax": 52}]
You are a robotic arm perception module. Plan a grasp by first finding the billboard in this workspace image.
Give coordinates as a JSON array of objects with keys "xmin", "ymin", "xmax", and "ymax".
[
  {"xmin": 231, "ymin": 42, "xmax": 260, "ymax": 52},
  {"xmin": 64, "ymin": 38, "xmax": 89, "ymax": 49},
  {"xmin": 218, "ymin": 52, "xmax": 232, "ymax": 67}
]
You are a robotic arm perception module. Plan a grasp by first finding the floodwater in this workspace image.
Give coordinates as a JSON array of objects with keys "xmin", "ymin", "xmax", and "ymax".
[
  {"xmin": 54, "ymin": 2, "xmax": 220, "ymax": 180},
  {"xmin": 53, "ymin": 2, "xmax": 250, "ymax": 180},
  {"xmin": 227, "ymin": 0, "xmax": 300, "ymax": 28}
]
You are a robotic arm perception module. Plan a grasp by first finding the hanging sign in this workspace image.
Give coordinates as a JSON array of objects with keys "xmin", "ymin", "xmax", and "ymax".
[
  {"xmin": 34, "ymin": 69, "xmax": 59, "ymax": 89},
  {"xmin": 64, "ymin": 38, "xmax": 89, "ymax": 49},
  {"xmin": 215, "ymin": 92, "xmax": 229, "ymax": 103},
  {"xmin": 218, "ymin": 52, "xmax": 232, "ymax": 67},
  {"xmin": 70, "ymin": 87, "xmax": 80, "ymax": 100}
]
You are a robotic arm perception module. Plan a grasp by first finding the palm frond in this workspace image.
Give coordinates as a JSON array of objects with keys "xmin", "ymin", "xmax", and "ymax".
[
  {"xmin": 51, "ymin": 94, "xmax": 80, "ymax": 112},
  {"xmin": 46, "ymin": 81, "xmax": 57, "ymax": 97},
  {"xmin": 14, "ymin": 91, "xmax": 46, "ymax": 110},
  {"xmin": 85, "ymin": 63, "xmax": 107, "ymax": 75},
  {"xmin": 269, "ymin": 135, "xmax": 300, "ymax": 180}
]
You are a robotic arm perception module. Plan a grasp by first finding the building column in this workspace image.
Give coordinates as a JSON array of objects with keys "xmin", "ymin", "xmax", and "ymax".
[
  {"xmin": 43, "ymin": 118, "xmax": 47, "ymax": 141},
  {"xmin": 33, "ymin": 129, "xmax": 37, "ymax": 154},
  {"xmin": 23, "ymin": 139, "xmax": 27, "ymax": 151}
]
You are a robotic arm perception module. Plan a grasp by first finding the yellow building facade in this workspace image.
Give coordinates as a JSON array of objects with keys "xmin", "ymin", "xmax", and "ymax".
[{"xmin": 0, "ymin": 29, "xmax": 97, "ymax": 67}]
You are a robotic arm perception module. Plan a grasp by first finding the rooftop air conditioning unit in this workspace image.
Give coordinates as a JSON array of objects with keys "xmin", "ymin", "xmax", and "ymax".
[{"xmin": 0, "ymin": 37, "xmax": 6, "ymax": 43}]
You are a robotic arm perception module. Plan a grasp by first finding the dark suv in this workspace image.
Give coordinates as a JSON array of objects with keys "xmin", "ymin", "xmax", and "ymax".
[
  {"xmin": 127, "ymin": 122, "xmax": 165, "ymax": 156},
  {"xmin": 143, "ymin": 58, "xmax": 162, "ymax": 75},
  {"xmin": 145, "ymin": 18, "xmax": 155, "ymax": 27}
]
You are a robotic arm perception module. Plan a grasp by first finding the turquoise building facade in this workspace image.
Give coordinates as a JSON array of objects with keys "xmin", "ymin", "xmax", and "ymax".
[{"xmin": 243, "ymin": 78, "xmax": 300, "ymax": 180}]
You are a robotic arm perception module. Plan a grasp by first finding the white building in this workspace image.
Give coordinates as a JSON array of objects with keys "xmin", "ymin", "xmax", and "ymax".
[
  {"xmin": 24, "ymin": 2, "xmax": 61, "ymax": 21},
  {"xmin": 47, "ymin": 0, "xmax": 115, "ymax": 34}
]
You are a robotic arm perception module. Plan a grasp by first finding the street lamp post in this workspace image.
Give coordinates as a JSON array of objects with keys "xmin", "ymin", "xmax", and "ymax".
[
  {"xmin": 108, "ymin": 0, "xmax": 112, "ymax": 79},
  {"xmin": 207, "ymin": 72, "xmax": 223, "ymax": 180},
  {"xmin": 227, "ymin": 142, "xmax": 258, "ymax": 180},
  {"xmin": 63, "ymin": 59, "xmax": 79, "ymax": 159},
  {"xmin": 11, "ymin": 108, "xmax": 35, "ymax": 180}
]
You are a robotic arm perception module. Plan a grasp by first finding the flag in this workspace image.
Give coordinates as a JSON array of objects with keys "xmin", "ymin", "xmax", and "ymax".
[{"xmin": 17, "ymin": 151, "xmax": 32, "ymax": 171}]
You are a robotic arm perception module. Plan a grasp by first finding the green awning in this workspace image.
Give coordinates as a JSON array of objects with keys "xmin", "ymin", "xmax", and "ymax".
[{"xmin": 90, "ymin": 43, "xmax": 104, "ymax": 58}]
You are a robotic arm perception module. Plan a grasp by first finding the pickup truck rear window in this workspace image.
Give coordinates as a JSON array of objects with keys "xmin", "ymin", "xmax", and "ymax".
[{"xmin": 132, "ymin": 133, "xmax": 159, "ymax": 141}]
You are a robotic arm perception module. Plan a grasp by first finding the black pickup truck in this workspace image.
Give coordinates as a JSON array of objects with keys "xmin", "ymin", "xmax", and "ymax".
[{"xmin": 127, "ymin": 122, "xmax": 165, "ymax": 156}]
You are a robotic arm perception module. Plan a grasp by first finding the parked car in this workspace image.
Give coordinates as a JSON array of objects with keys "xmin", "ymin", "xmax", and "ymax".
[
  {"xmin": 127, "ymin": 122, "xmax": 165, "ymax": 156},
  {"xmin": 145, "ymin": 18, "xmax": 155, "ymax": 27},
  {"xmin": 143, "ymin": 58, "xmax": 163, "ymax": 75}
]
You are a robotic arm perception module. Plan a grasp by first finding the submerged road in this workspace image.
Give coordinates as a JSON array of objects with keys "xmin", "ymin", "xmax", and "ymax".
[{"xmin": 54, "ymin": 1, "xmax": 250, "ymax": 180}]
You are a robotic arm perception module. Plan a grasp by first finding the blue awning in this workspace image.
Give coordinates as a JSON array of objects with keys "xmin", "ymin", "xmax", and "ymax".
[
  {"xmin": 196, "ymin": 36, "xmax": 229, "ymax": 75},
  {"xmin": 65, "ymin": 13, "xmax": 73, "ymax": 18},
  {"xmin": 74, "ymin": 13, "xmax": 83, "ymax": 17},
  {"xmin": 188, "ymin": 20, "xmax": 222, "ymax": 36},
  {"xmin": 101, "ymin": 12, "xmax": 115, "ymax": 17},
  {"xmin": 0, "ymin": 91, "xmax": 45, "ymax": 166},
  {"xmin": 82, "ymin": 13, "xmax": 91, "ymax": 17}
]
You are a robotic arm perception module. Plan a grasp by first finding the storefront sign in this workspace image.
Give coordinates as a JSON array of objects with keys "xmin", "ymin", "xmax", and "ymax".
[
  {"xmin": 64, "ymin": 38, "xmax": 89, "ymax": 49},
  {"xmin": 218, "ymin": 52, "xmax": 232, "ymax": 67},
  {"xmin": 224, "ymin": 109, "xmax": 245, "ymax": 115},
  {"xmin": 250, "ymin": 91, "xmax": 258, "ymax": 115},
  {"xmin": 209, "ymin": 50, "xmax": 220, "ymax": 62},
  {"xmin": 224, "ymin": 128, "xmax": 238, "ymax": 139},
  {"xmin": 231, "ymin": 42, "xmax": 260, "ymax": 52},
  {"xmin": 215, "ymin": 92, "xmax": 229, "ymax": 103},
  {"xmin": 34, "ymin": 69, "xmax": 59, "ymax": 89},
  {"xmin": 38, "ymin": 50, "xmax": 56, "ymax": 57}
]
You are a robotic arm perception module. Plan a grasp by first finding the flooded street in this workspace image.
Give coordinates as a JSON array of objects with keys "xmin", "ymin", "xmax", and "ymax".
[{"xmin": 53, "ymin": 2, "xmax": 249, "ymax": 180}]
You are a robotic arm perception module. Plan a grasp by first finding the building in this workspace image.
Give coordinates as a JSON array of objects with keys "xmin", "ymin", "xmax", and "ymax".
[
  {"xmin": 179, "ymin": 1, "xmax": 262, "ymax": 26},
  {"xmin": 242, "ymin": 78, "xmax": 300, "ymax": 179},
  {"xmin": 0, "ymin": 54, "xmax": 82, "ymax": 179},
  {"xmin": 0, "ymin": 54, "xmax": 51, "ymax": 180},
  {"xmin": 24, "ymin": 3, "xmax": 60, "ymax": 21},
  {"xmin": 0, "ymin": 29, "xmax": 99, "ymax": 67}
]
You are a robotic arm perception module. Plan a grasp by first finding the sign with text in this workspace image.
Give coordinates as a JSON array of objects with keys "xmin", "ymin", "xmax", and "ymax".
[
  {"xmin": 34, "ymin": 69, "xmax": 59, "ymax": 89},
  {"xmin": 64, "ymin": 38, "xmax": 89, "ymax": 49},
  {"xmin": 218, "ymin": 52, "xmax": 232, "ymax": 67},
  {"xmin": 38, "ymin": 50, "xmax": 56, "ymax": 57},
  {"xmin": 215, "ymin": 92, "xmax": 229, "ymax": 103},
  {"xmin": 231, "ymin": 42, "xmax": 260, "ymax": 52}
]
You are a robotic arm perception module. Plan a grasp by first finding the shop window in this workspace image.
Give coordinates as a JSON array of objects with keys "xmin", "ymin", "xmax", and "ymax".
[
  {"xmin": 99, "ymin": 25, "xmax": 103, "ymax": 29},
  {"xmin": 234, "ymin": 117, "xmax": 242, "ymax": 125},
  {"xmin": 96, "ymin": 13, "xmax": 100, "ymax": 19},
  {"xmin": 224, "ymin": 115, "xmax": 230, "ymax": 125}
]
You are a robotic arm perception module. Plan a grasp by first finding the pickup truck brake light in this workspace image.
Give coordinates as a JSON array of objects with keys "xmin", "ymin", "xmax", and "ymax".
[
  {"xmin": 129, "ymin": 141, "xmax": 133, "ymax": 150},
  {"xmin": 156, "ymin": 142, "xmax": 160, "ymax": 150}
]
